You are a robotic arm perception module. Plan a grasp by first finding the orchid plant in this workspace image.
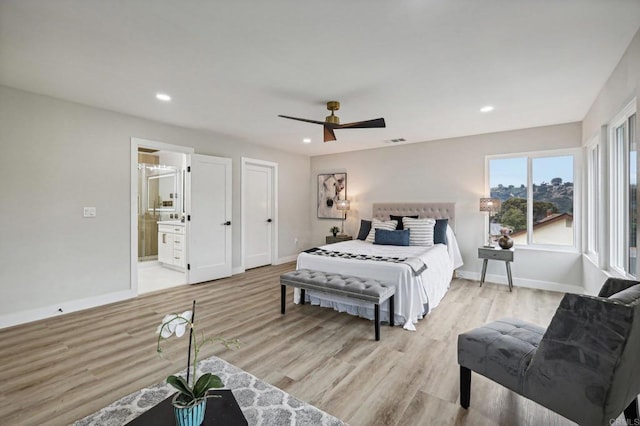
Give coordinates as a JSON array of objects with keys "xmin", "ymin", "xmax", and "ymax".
[{"xmin": 156, "ymin": 305, "xmax": 240, "ymax": 408}]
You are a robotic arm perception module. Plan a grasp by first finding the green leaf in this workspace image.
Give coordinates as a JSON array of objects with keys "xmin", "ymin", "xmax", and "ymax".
[
  {"xmin": 167, "ymin": 375, "xmax": 195, "ymax": 400},
  {"xmin": 192, "ymin": 373, "xmax": 224, "ymax": 398},
  {"xmin": 173, "ymin": 393, "xmax": 192, "ymax": 406}
]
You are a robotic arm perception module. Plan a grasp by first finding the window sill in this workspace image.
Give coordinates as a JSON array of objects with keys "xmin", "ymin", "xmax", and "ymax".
[{"xmin": 512, "ymin": 244, "xmax": 580, "ymax": 255}]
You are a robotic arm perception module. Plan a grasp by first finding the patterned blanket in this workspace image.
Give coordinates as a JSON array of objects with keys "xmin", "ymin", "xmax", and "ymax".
[{"xmin": 304, "ymin": 247, "xmax": 427, "ymax": 275}]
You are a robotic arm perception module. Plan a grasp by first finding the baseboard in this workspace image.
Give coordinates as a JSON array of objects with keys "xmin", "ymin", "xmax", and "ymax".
[
  {"xmin": 0, "ymin": 289, "xmax": 136, "ymax": 330},
  {"xmin": 455, "ymin": 270, "xmax": 583, "ymax": 294},
  {"xmin": 234, "ymin": 255, "xmax": 296, "ymax": 273},
  {"xmin": 275, "ymin": 255, "xmax": 297, "ymax": 265}
]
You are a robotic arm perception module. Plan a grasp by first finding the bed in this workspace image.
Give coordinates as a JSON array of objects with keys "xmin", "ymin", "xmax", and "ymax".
[{"xmin": 296, "ymin": 202, "xmax": 463, "ymax": 331}]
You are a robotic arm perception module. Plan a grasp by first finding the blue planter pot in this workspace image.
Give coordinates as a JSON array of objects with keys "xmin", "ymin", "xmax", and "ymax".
[{"xmin": 173, "ymin": 397, "xmax": 206, "ymax": 426}]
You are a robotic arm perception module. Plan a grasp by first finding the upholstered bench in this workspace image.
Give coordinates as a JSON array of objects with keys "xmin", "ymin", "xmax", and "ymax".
[{"xmin": 280, "ymin": 269, "xmax": 396, "ymax": 341}]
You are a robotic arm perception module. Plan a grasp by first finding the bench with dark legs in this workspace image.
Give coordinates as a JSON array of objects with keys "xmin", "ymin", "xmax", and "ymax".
[
  {"xmin": 280, "ymin": 269, "xmax": 396, "ymax": 341},
  {"xmin": 457, "ymin": 278, "xmax": 640, "ymax": 426}
]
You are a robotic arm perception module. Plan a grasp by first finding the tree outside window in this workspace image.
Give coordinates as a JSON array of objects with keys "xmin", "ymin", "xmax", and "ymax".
[{"xmin": 489, "ymin": 154, "xmax": 574, "ymax": 247}]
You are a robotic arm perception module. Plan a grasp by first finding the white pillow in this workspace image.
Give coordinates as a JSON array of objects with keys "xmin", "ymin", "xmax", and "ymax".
[
  {"xmin": 365, "ymin": 219, "xmax": 398, "ymax": 243},
  {"xmin": 402, "ymin": 217, "xmax": 436, "ymax": 246}
]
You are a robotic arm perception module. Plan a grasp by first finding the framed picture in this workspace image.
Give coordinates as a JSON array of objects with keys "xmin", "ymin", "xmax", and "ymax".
[{"xmin": 317, "ymin": 173, "xmax": 347, "ymax": 219}]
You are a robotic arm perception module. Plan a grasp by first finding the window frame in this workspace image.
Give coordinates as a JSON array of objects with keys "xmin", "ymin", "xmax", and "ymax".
[
  {"xmin": 608, "ymin": 99, "xmax": 637, "ymax": 278},
  {"xmin": 586, "ymin": 138, "xmax": 600, "ymax": 261},
  {"xmin": 486, "ymin": 148, "xmax": 581, "ymax": 252}
]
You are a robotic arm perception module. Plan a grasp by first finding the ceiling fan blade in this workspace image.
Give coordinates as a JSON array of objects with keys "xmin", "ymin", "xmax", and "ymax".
[
  {"xmin": 278, "ymin": 115, "xmax": 327, "ymax": 126},
  {"xmin": 323, "ymin": 126, "xmax": 336, "ymax": 142},
  {"xmin": 338, "ymin": 118, "xmax": 386, "ymax": 129}
]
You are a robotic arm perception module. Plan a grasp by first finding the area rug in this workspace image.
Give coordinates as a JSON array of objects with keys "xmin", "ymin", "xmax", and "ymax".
[{"xmin": 73, "ymin": 355, "xmax": 346, "ymax": 426}]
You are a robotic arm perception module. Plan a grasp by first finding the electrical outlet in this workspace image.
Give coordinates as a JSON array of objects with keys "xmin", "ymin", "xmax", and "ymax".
[
  {"xmin": 83, "ymin": 207, "xmax": 96, "ymax": 217},
  {"xmin": 294, "ymin": 237, "xmax": 299, "ymax": 246}
]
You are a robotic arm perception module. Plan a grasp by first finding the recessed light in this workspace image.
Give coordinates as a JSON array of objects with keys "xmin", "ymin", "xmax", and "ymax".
[
  {"xmin": 156, "ymin": 93, "xmax": 171, "ymax": 101},
  {"xmin": 480, "ymin": 105, "xmax": 494, "ymax": 113},
  {"xmin": 302, "ymin": 138, "xmax": 311, "ymax": 144}
]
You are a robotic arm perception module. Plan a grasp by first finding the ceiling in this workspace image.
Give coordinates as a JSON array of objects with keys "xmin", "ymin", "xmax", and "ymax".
[{"xmin": 1, "ymin": 1, "xmax": 639, "ymax": 157}]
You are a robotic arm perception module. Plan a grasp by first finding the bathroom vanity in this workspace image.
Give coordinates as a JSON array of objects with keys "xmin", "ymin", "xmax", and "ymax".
[{"xmin": 158, "ymin": 221, "xmax": 185, "ymax": 270}]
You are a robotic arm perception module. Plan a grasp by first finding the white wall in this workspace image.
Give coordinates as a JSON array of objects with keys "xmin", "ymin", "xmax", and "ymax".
[
  {"xmin": 310, "ymin": 123, "xmax": 584, "ymax": 293},
  {"xmin": 0, "ymin": 85, "xmax": 311, "ymax": 325},
  {"xmin": 581, "ymin": 28, "xmax": 640, "ymax": 294},
  {"xmin": 582, "ymin": 29, "xmax": 640, "ymax": 143}
]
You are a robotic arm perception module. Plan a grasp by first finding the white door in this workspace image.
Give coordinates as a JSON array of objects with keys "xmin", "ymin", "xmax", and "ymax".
[
  {"xmin": 188, "ymin": 154, "xmax": 232, "ymax": 283},
  {"xmin": 244, "ymin": 163, "xmax": 273, "ymax": 269}
]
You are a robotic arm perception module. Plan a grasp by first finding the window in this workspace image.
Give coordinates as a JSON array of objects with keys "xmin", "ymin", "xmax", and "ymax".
[
  {"xmin": 587, "ymin": 142, "xmax": 600, "ymax": 257},
  {"xmin": 488, "ymin": 151, "xmax": 576, "ymax": 248},
  {"xmin": 609, "ymin": 102, "xmax": 637, "ymax": 278}
]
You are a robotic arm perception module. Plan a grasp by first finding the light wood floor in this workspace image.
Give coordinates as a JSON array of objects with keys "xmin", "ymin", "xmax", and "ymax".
[{"xmin": 0, "ymin": 263, "xmax": 577, "ymax": 426}]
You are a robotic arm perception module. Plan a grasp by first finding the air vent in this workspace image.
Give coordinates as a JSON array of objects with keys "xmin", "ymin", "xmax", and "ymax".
[{"xmin": 385, "ymin": 138, "xmax": 406, "ymax": 143}]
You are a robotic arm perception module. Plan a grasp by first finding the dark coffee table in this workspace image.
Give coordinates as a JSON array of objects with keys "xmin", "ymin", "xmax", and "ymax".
[{"xmin": 125, "ymin": 389, "xmax": 248, "ymax": 425}]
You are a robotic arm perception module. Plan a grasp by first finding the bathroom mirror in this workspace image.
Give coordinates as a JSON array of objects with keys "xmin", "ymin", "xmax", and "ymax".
[{"xmin": 147, "ymin": 172, "xmax": 178, "ymax": 212}]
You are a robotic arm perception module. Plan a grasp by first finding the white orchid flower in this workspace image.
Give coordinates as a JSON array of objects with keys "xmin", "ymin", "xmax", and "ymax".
[
  {"xmin": 157, "ymin": 311, "xmax": 193, "ymax": 339},
  {"xmin": 174, "ymin": 310, "xmax": 192, "ymax": 337}
]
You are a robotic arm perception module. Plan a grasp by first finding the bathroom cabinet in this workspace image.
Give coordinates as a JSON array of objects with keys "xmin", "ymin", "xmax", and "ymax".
[{"xmin": 158, "ymin": 222, "xmax": 185, "ymax": 270}]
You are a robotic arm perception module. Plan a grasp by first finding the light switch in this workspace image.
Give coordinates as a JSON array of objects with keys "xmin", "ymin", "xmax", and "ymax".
[{"xmin": 83, "ymin": 207, "xmax": 96, "ymax": 218}]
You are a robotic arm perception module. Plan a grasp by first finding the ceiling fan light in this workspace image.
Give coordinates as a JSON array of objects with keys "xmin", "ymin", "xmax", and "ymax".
[{"xmin": 325, "ymin": 114, "xmax": 340, "ymax": 125}]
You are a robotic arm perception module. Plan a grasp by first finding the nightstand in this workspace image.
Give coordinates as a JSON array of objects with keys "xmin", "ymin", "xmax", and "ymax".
[
  {"xmin": 478, "ymin": 247, "xmax": 514, "ymax": 291},
  {"xmin": 326, "ymin": 235, "xmax": 352, "ymax": 244}
]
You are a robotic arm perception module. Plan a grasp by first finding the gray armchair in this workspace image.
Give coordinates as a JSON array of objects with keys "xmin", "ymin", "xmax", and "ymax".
[{"xmin": 458, "ymin": 278, "xmax": 640, "ymax": 425}]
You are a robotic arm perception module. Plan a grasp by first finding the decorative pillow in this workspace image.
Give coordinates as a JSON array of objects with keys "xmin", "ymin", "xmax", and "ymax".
[
  {"xmin": 608, "ymin": 284, "xmax": 640, "ymax": 305},
  {"xmin": 402, "ymin": 217, "xmax": 436, "ymax": 246},
  {"xmin": 390, "ymin": 215, "xmax": 419, "ymax": 230},
  {"xmin": 357, "ymin": 219, "xmax": 372, "ymax": 240},
  {"xmin": 374, "ymin": 229, "xmax": 410, "ymax": 246},
  {"xmin": 434, "ymin": 218, "xmax": 449, "ymax": 245},
  {"xmin": 365, "ymin": 219, "xmax": 398, "ymax": 243}
]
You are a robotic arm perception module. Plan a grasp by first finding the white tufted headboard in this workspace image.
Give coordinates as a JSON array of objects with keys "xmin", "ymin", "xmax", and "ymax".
[{"xmin": 372, "ymin": 202, "xmax": 456, "ymax": 230}]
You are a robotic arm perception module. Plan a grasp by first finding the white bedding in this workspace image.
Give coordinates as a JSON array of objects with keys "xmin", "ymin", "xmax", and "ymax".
[{"xmin": 295, "ymin": 226, "xmax": 463, "ymax": 331}]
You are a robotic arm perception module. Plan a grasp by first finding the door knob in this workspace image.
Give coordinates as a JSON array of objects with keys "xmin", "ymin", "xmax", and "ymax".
[
  {"xmin": 222, "ymin": 221, "xmax": 231, "ymax": 226},
  {"xmin": 266, "ymin": 218, "xmax": 273, "ymax": 223}
]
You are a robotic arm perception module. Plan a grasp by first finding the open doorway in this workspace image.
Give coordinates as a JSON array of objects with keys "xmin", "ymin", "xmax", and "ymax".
[{"xmin": 131, "ymin": 138, "xmax": 193, "ymax": 294}]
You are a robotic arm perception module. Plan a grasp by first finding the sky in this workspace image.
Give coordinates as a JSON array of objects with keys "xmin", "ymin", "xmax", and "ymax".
[{"xmin": 489, "ymin": 156, "xmax": 574, "ymax": 187}]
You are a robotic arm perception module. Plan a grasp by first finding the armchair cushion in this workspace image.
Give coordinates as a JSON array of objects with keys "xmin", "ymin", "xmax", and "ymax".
[{"xmin": 458, "ymin": 318, "xmax": 545, "ymax": 393}]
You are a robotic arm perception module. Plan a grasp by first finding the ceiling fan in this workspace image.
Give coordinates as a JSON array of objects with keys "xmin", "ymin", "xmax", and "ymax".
[{"xmin": 278, "ymin": 101, "xmax": 386, "ymax": 142}]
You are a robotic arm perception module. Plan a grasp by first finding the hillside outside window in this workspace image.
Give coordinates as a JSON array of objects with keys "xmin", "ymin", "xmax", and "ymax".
[{"xmin": 488, "ymin": 151, "xmax": 576, "ymax": 248}]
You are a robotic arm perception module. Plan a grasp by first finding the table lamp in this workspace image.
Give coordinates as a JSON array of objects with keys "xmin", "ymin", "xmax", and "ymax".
[
  {"xmin": 479, "ymin": 197, "xmax": 501, "ymax": 247},
  {"xmin": 336, "ymin": 199, "xmax": 350, "ymax": 235}
]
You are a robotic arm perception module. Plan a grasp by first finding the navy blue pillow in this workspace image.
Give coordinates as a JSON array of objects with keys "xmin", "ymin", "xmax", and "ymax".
[
  {"xmin": 434, "ymin": 218, "xmax": 448, "ymax": 245},
  {"xmin": 374, "ymin": 229, "xmax": 410, "ymax": 246},
  {"xmin": 357, "ymin": 219, "xmax": 372, "ymax": 240},
  {"xmin": 390, "ymin": 215, "xmax": 418, "ymax": 230}
]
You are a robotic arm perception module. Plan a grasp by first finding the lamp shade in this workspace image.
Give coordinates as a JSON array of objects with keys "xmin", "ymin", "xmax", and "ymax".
[
  {"xmin": 479, "ymin": 197, "xmax": 501, "ymax": 213},
  {"xmin": 336, "ymin": 199, "xmax": 350, "ymax": 211}
]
